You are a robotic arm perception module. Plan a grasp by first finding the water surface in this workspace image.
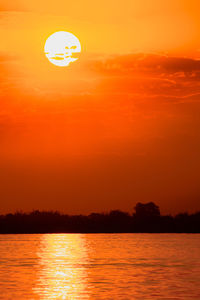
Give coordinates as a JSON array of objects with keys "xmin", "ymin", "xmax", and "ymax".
[{"xmin": 0, "ymin": 234, "xmax": 200, "ymax": 299}]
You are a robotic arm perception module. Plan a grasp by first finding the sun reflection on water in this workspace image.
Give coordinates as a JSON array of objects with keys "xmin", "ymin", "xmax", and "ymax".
[{"xmin": 34, "ymin": 234, "xmax": 89, "ymax": 299}]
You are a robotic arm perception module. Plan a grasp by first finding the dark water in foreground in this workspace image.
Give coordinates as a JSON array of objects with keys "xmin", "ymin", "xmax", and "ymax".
[{"xmin": 0, "ymin": 234, "xmax": 199, "ymax": 299}]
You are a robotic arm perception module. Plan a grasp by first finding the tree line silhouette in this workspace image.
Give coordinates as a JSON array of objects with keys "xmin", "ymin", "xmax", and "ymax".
[{"xmin": 0, "ymin": 202, "xmax": 200, "ymax": 233}]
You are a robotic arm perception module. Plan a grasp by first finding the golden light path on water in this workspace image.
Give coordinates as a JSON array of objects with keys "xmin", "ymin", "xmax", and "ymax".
[
  {"xmin": 0, "ymin": 234, "xmax": 200, "ymax": 299},
  {"xmin": 34, "ymin": 234, "xmax": 89, "ymax": 299}
]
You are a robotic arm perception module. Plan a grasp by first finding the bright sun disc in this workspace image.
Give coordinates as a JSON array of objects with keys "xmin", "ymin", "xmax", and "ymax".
[{"xmin": 44, "ymin": 31, "xmax": 81, "ymax": 67}]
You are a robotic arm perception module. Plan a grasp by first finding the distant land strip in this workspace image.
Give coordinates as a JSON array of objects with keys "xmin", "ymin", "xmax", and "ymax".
[{"xmin": 0, "ymin": 203, "xmax": 200, "ymax": 234}]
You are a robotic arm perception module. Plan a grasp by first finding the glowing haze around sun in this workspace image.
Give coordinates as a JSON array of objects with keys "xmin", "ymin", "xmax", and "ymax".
[{"xmin": 44, "ymin": 31, "xmax": 81, "ymax": 67}]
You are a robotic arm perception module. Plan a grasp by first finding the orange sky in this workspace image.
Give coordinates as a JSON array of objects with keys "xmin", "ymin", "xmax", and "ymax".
[{"xmin": 1, "ymin": 0, "xmax": 200, "ymax": 214}]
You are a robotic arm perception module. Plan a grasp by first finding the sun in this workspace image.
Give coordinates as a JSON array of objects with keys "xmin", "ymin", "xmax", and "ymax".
[{"xmin": 44, "ymin": 31, "xmax": 81, "ymax": 67}]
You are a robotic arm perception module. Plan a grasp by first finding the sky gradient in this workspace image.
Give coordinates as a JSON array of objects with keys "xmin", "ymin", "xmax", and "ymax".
[{"xmin": 1, "ymin": 0, "xmax": 200, "ymax": 214}]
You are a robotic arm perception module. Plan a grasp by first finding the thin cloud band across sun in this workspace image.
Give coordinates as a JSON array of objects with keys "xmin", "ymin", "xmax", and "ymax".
[{"xmin": 44, "ymin": 31, "xmax": 81, "ymax": 67}]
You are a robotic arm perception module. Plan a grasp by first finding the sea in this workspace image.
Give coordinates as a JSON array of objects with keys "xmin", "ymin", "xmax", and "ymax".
[{"xmin": 0, "ymin": 234, "xmax": 200, "ymax": 299}]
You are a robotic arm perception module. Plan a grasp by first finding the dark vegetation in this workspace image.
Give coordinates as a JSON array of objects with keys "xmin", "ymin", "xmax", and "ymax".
[{"xmin": 0, "ymin": 202, "xmax": 200, "ymax": 233}]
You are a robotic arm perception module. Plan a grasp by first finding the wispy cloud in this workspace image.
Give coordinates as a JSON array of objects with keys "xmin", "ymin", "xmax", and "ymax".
[
  {"xmin": 88, "ymin": 53, "xmax": 200, "ymax": 102},
  {"xmin": 90, "ymin": 53, "xmax": 200, "ymax": 75}
]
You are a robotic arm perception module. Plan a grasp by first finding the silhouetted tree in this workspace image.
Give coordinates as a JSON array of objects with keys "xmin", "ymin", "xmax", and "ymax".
[
  {"xmin": 134, "ymin": 202, "xmax": 160, "ymax": 218},
  {"xmin": 132, "ymin": 202, "xmax": 161, "ymax": 232}
]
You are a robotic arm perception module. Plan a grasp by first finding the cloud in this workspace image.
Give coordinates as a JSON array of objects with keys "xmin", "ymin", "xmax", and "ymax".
[
  {"xmin": 90, "ymin": 53, "xmax": 200, "ymax": 75},
  {"xmin": 0, "ymin": 53, "xmax": 17, "ymax": 63},
  {"xmin": 88, "ymin": 53, "xmax": 200, "ymax": 102},
  {"xmin": 0, "ymin": 2, "xmax": 23, "ymax": 12}
]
